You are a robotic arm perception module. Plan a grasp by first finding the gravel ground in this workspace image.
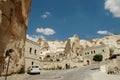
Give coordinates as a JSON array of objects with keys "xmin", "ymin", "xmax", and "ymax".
[
  {"xmin": 90, "ymin": 70, "xmax": 120, "ymax": 80},
  {"xmin": 0, "ymin": 73, "xmax": 29, "ymax": 80},
  {"xmin": 1, "ymin": 72, "xmax": 120, "ymax": 80},
  {"xmin": 0, "ymin": 65, "xmax": 120, "ymax": 80}
]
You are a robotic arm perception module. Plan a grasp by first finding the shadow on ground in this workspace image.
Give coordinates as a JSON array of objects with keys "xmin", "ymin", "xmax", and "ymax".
[{"xmin": 90, "ymin": 68, "xmax": 99, "ymax": 70}]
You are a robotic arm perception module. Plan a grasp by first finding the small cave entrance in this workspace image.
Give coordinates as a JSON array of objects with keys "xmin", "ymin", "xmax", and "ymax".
[
  {"xmin": 65, "ymin": 64, "xmax": 70, "ymax": 69},
  {"xmin": 87, "ymin": 60, "xmax": 90, "ymax": 65}
]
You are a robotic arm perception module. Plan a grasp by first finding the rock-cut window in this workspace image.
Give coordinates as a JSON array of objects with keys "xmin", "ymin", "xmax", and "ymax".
[
  {"xmin": 102, "ymin": 49, "xmax": 105, "ymax": 52},
  {"xmin": 29, "ymin": 47, "xmax": 32, "ymax": 53},
  {"xmin": 34, "ymin": 49, "xmax": 37, "ymax": 55},
  {"xmin": 94, "ymin": 50, "xmax": 95, "ymax": 53},
  {"xmin": 31, "ymin": 61, "xmax": 34, "ymax": 65}
]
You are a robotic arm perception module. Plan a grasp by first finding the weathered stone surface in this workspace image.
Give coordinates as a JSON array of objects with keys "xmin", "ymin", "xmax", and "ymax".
[
  {"xmin": 64, "ymin": 34, "xmax": 81, "ymax": 57},
  {"xmin": 0, "ymin": 0, "xmax": 31, "ymax": 75}
]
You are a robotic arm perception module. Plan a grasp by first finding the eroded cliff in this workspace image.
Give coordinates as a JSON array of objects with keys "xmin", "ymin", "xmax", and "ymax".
[{"xmin": 0, "ymin": 0, "xmax": 31, "ymax": 75}]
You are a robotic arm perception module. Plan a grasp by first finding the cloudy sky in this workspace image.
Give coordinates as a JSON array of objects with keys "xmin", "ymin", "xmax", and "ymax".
[{"xmin": 27, "ymin": 0, "xmax": 120, "ymax": 41}]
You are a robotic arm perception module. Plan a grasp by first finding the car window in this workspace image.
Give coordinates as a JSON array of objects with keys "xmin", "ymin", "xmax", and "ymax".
[{"xmin": 32, "ymin": 66, "xmax": 39, "ymax": 68}]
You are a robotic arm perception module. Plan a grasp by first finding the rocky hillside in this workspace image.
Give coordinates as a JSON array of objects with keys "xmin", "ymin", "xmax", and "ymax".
[
  {"xmin": 0, "ymin": 0, "xmax": 31, "ymax": 75},
  {"xmin": 45, "ymin": 34, "xmax": 120, "ymax": 55},
  {"xmin": 35, "ymin": 34, "xmax": 120, "ymax": 64},
  {"xmin": 28, "ymin": 33, "xmax": 120, "ymax": 62},
  {"xmin": 80, "ymin": 35, "xmax": 120, "ymax": 53}
]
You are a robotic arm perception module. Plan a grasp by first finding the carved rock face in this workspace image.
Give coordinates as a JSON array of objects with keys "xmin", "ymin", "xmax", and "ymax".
[
  {"xmin": 0, "ymin": 0, "xmax": 31, "ymax": 75},
  {"xmin": 64, "ymin": 34, "xmax": 81, "ymax": 55}
]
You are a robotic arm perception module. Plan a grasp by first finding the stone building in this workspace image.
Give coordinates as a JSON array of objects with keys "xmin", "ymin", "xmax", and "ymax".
[
  {"xmin": 24, "ymin": 38, "xmax": 60, "ymax": 70},
  {"xmin": 24, "ymin": 38, "xmax": 66, "ymax": 70},
  {"xmin": 24, "ymin": 37, "xmax": 110, "ymax": 71},
  {"xmin": 24, "ymin": 38, "xmax": 43, "ymax": 71},
  {"xmin": 83, "ymin": 45, "xmax": 110, "ymax": 65}
]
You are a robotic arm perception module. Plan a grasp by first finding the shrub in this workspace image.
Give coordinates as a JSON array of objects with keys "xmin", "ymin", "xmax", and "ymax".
[
  {"xmin": 93, "ymin": 54, "xmax": 103, "ymax": 62},
  {"xmin": 57, "ymin": 66, "xmax": 62, "ymax": 70},
  {"xmin": 18, "ymin": 67, "xmax": 25, "ymax": 74}
]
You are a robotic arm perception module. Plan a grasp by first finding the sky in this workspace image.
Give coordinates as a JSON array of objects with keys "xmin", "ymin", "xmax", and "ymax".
[{"xmin": 27, "ymin": 0, "xmax": 120, "ymax": 41}]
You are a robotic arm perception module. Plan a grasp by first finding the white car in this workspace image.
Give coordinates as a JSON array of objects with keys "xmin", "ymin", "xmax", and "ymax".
[{"xmin": 27, "ymin": 66, "xmax": 40, "ymax": 74}]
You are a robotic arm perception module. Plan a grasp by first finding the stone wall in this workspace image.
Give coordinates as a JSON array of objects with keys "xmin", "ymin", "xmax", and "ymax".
[
  {"xmin": 24, "ymin": 39, "xmax": 42, "ymax": 71},
  {"xmin": 39, "ymin": 60, "xmax": 83, "ymax": 70},
  {"xmin": 0, "ymin": 0, "xmax": 31, "ymax": 75},
  {"xmin": 83, "ymin": 45, "xmax": 110, "ymax": 65},
  {"xmin": 116, "ymin": 56, "xmax": 120, "ymax": 69}
]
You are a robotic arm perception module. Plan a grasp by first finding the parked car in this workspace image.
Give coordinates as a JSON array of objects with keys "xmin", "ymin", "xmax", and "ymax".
[{"xmin": 27, "ymin": 66, "xmax": 40, "ymax": 74}]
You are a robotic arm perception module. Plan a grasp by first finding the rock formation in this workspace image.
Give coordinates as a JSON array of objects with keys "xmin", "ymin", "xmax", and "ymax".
[
  {"xmin": 64, "ymin": 34, "xmax": 82, "ymax": 57},
  {"xmin": 45, "ymin": 34, "xmax": 120, "ymax": 63},
  {"xmin": 0, "ymin": 0, "xmax": 31, "ymax": 75}
]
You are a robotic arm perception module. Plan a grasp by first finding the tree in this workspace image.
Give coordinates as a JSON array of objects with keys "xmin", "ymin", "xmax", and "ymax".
[
  {"xmin": 93, "ymin": 54, "xmax": 103, "ymax": 70},
  {"xmin": 93, "ymin": 54, "xmax": 103, "ymax": 62},
  {"xmin": 109, "ymin": 48, "xmax": 114, "ymax": 56}
]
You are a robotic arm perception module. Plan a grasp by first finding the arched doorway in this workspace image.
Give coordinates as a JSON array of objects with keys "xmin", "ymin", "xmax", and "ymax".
[
  {"xmin": 65, "ymin": 64, "xmax": 70, "ymax": 69},
  {"xmin": 31, "ymin": 61, "xmax": 34, "ymax": 65},
  {"xmin": 87, "ymin": 60, "xmax": 90, "ymax": 65}
]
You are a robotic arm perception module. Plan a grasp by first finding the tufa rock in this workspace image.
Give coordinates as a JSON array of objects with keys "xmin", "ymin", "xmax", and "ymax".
[{"xmin": 0, "ymin": 0, "xmax": 31, "ymax": 75}]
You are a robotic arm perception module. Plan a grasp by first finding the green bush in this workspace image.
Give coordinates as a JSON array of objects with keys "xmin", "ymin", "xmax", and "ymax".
[
  {"xmin": 48, "ymin": 66, "xmax": 62, "ymax": 70},
  {"xmin": 57, "ymin": 66, "xmax": 62, "ymax": 70},
  {"xmin": 49, "ymin": 67, "xmax": 56, "ymax": 70},
  {"xmin": 93, "ymin": 54, "xmax": 103, "ymax": 62},
  {"xmin": 18, "ymin": 67, "xmax": 25, "ymax": 74}
]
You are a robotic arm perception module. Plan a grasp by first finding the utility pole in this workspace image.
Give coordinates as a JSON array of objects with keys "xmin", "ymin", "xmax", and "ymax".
[{"xmin": 5, "ymin": 49, "xmax": 14, "ymax": 80}]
